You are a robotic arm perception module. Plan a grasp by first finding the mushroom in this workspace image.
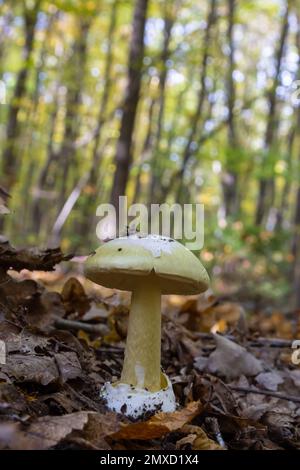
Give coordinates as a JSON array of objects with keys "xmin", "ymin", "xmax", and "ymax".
[{"xmin": 84, "ymin": 234, "xmax": 209, "ymax": 418}]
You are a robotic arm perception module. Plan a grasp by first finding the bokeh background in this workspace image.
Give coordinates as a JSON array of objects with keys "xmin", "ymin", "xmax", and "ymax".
[{"xmin": 0, "ymin": 0, "xmax": 300, "ymax": 309}]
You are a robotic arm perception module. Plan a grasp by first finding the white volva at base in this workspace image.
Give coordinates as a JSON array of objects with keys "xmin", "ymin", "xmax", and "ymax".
[{"xmin": 100, "ymin": 374, "xmax": 176, "ymax": 419}]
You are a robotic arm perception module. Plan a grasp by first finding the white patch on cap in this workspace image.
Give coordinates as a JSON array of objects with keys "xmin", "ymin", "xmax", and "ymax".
[
  {"xmin": 119, "ymin": 234, "xmax": 176, "ymax": 258},
  {"xmin": 100, "ymin": 374, "xmax": 176, "ymax": 418}
]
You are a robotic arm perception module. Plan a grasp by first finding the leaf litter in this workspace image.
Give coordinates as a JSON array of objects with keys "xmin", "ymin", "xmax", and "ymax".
[{"xmin": 0, "ymin": 239, "xmax": 299, "ymax": 450}]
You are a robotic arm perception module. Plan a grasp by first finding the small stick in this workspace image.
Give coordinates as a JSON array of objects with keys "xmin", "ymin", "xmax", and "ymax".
[
  {"xmin": 250, "ymin": 337, "xmax": 293, "ymax": 348},
  {"xmin": 194, "ymin": 332, "xmax": 293, "ymax": 348},
  {"xmin": 54, "ymin": 317, "xmax": 108, "ymax": 336},
  {"xmin": 230, "ymin": 385, "xmax": 300, "ymax": 404},
  {"xmin": 97, "ymin": 348, "xmax": 124, "ymax": 355}
]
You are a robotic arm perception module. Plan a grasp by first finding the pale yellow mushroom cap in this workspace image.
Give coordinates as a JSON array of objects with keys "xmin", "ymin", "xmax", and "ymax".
[{"xmin": 84, "ymin": 234, "xmax": 209, "ymax": 295}]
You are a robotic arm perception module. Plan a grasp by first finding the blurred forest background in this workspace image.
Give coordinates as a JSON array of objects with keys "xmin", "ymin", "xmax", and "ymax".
[{"xmin": 0, "ymin": 0, "xmax": 300, "ymax": 309}]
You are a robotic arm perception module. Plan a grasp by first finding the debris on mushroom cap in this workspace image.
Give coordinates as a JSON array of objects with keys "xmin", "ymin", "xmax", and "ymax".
[
  {"xmin": 84, "ymin": 234, "xmax": 209, "ymax": 295},
  {"xmin": 100, "ymin": 374, "xmax": 176, "ymax": 419},
  {"xmin": 118, "ymin": 234, "xmax": 175, "ymax": 257}
]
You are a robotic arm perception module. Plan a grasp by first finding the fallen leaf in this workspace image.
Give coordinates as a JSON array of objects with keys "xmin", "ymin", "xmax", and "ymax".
[
  {"xmin": 61, "ymin": 277, "xmax": 90, "ymax": 316},
  {"xmin": 289, "ymin": 370, "xmax": 300, "ymax": 388},
  {"xmin": 0, "ymin": 239, "xmax": 72, "ymax": 272},
  {"xmin": 204, "ymin": 335, "xmax": 263, "ymax": 379},
  {"xmin": 4, "ymin": 412, "xmax": 90, "ymax": 449},
  {"xmin": 68, "ymin": 412, "xmax": 120, "ymax": 449},
  {"xmin": 110, "ymin": 401, "xmax": 202, "ymax": 441},
  {"xmin": 55, "ymin": 351, "xmax": 82, "ymax": 383},
  {"xmin": 177, "ymin": 424, "xmax": 224, "ymax": 450},
  {"xmin": 255, "ymin": 371, "xmax": 284, "ymax": 391},
  {"xmin": 1, "ymin": 354, "xmax": 59, "ymax": 385},
  {"xmin": 0, "ymin": 383, "xmax": 27, "ymax": 414}
]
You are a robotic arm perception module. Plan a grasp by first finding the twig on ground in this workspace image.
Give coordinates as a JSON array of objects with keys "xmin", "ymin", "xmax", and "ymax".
[
  {"xmin": 97, "ymin": 347, "xmax": 124, "ymax": 355},
  {"xmin": 229, "ymin": 385, "xmax": 300, "ymax": 404},
  {"xmin": 194, "ymin": 332, "xmax": 293, "ymax": 348},
  {"xmin": 249, "ymin": 337, "xmax": 293, "ymax": 348},
  {"xmin": 54, "ymin": 316, "xmax": 108, "ymax": 336}
]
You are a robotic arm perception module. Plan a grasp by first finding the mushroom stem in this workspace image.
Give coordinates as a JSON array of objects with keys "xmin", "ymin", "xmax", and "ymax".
[{"xmin": 120, "ymin": 277, "xmax": 162, "ymax": 392}]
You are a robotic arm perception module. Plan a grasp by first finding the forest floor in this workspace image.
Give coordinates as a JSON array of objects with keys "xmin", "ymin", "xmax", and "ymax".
[{"xmin": 0, "ymin": 237, "xmax": 300, "ymax": 450}]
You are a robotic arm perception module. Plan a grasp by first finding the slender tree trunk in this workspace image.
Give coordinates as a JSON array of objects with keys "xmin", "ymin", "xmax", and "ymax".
[
  {"xmin": 31, "ymin": 11, "xmax": 58, "ymax": 111},
  {"xmin": 88, "ymin": 1, "xmax": 118, "ymax": 191},
  {"xmin": 291, "ymin": 19, "xmax": 300, "ymax": 308},
  {"xmin": 292, "ymin": 153, "xmax": 300, "ymax": 308},
  {"xmin": 275, "ymin": 125, "xmax": 296, "ymax": 229},
  {"xmin": 149, "ymin": 1, "xmax": 177, "ymax": 204},
  {"xmin": 2, "ymin": 0, "xmax": 41, "ymax": 189},
  {"xmin": 57, "ymin": 18, "xmax": 91, "ymax": 210},
  {"xmin": 31, "ymin": 84, "xmax": 61, "ymax": 234},
  {"xmin": 20, "ymin": 12, "xmax": 59, "ymax": 236},
  {"xmin": 168, "ymin": 0, "xmax": 217, "ymax": 204},
  {"xmin": 133, "ymin": 97, "xmax": 156, "ymax": 204},
  {"xmin": 79, "ymin": 0, "xmax": 118, "ymax": 238},
  {"xmin": 255, "ymin": 1, "xmax": 290, "ymax": 225},
  {"xmin": 110, "ymin": 0, "xmax": 149, "ymax": 212},
  {"xmin": 221, "ymin": 0, "xmax": 239, "ymax": 219},
  {"xmin": 276, "ymin": 23, "xmax": 300, "ymax": 231}
]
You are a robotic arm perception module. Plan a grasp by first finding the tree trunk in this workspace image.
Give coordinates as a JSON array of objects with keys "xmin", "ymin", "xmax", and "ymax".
[
  {"xmin": 221, "ymin": 0, "xmax": 239, "ymax": 219},
  {"xmin": 78, "ymin": 0, "xmax": 118, "ymax": 238},
  {"xmin": 291, "ymin": 20, "xmax": 300, "ymax": 308},
  {"xmin": 149, "ymin": 2, "xmax": 177, "ymax": 204},
  {"xmin": 2, "ymin": 0, "xmax": 41, "ymax": 189},
  {"xmin": 31, "ymin": 84, "xmax": 60, "ymax": 234},
  {"xmin": 110, "ymin": 0, "xmax": 149, "ymax": 212},
  {"xmin": 88, "ymin": 0, "xmax": 118, "ymax": 191},
  {"xmin": 275, "ymin": 125, "xmax": 296, "ymax": 229},
  {"xmin": 168, "ymin": 0, "xmax": 217, "ymax": 204},
  {"xmin": 57, "ymin": 18, "xmax": 91, "ymax": 210},
  {"xmin": 133, "ymin": 96, "xmax": 156, "ymax": 204},
  {"xmin": 276, "ymin": 21, "xmax": 300, "ymax": 231},
  {"xmin": 255, "ymin": 2, "xmax": 290, "ymax": 225},
  {"xmin": 292, "ymin": 164, "xmax": 300, "ymax": 309}
]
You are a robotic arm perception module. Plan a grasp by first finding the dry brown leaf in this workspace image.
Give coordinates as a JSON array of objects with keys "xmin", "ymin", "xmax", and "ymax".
[
  {"xmin": 0, "ymin": 271, "xmax": 65, "ymax": 332},
  {"xmin": 3, "ymin": 411, "xmax": 90, "ymax": 449},
  {"xmin": 26, "ymin": 290, "xmax": 66, "ymax": 332},
  {"xmin": 0, "ymin": 238, "xmax": 72, "ymax": 272},
  {"xmin": 205, "ymin": 334, "xmax": 263, "ymax": 379},
  {"xmin": 255, "ymin": 371, "xmax": 284, "ymax": 392},
  {"xmin": 68, "ymin": 412, "xmax": 120, "ymax": 449},
  {"xmin": 179, "ymin": 299, "xmax": 243, "ymax": 333},
  {"xmin": 0, "ymin": 411, "xmax": 122, "ymax": 450},
  {"xmin": 110, "ymin": 401, "xmax": 202, "ymax": 441},
  {"xmin": 0, "ymin": 383, "xmax": 27, "ymax": 414},
  {"xmin": 55, "ymin": 351, "xmax": 82, "ymax": 383},
  {"xmin": 193, "ymin": 428, "xmax": 223, "ymax": 450},
  {"xmin": 61, "ymin": 277, "xmax": 90, "ymax": 316},
  {"xmin": 177, "ymin": 424, "xmax": 224, "ymax": 450},
  {"xmin": 1, "ymin": 354, "xmax": 59, "ymax": 385},
  {"xmin": 0, "ymin": 272, "xmax": 41, "ymax": 308}
]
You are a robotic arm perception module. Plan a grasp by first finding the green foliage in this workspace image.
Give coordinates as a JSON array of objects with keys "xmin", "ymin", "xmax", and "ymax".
[{"xmin": 0, "ymin": 0, "xmax": 299, "ymax": 308}]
